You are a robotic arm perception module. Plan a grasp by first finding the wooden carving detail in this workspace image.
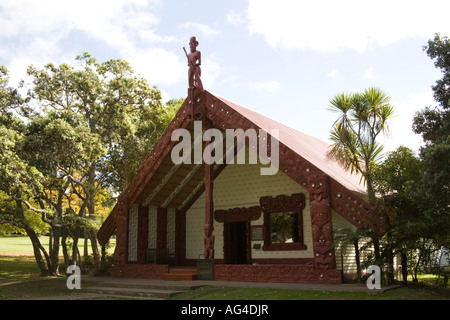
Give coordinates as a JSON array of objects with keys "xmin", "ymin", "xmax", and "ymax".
[
  {"xmin": 330, "ymin": 179, "xmax": 389, "ymax": 236},
  {"xmin": 214, "ymin": 206, "xmax": 261, "ymax": 223},
  {"xmin": 214, "ymin": 264, "xmax": 315, "ymax": 283},
  {"xmin": 260, "ymin": 193, "xmax": 305, "ymax": 212},
  {"xmin": 308, "ymin": 173, "xmax": 339, "ymax": 281}
]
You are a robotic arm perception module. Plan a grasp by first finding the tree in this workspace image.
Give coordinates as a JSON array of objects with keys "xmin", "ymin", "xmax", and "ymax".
[
  {"xmin": 327, "ymin": 87, "xmax": 396, "ymax": 202},
  {"xmin": 25, "ymin": 53, "xmax": 165, "ymax": 268},
  {"xmin": 327, "ymin": 87, "xmax": 396, "ymax": 265},
  {"xmin": 413, "ymin": 34, "xmax": 450, "ymax": 246},
  {"xmin": 372, "ymin": 146, "xmax": 423, "ymax": 284},
  {"xmin": 0, "ymin": 53, "xmax": 174, "ymax": 275}
]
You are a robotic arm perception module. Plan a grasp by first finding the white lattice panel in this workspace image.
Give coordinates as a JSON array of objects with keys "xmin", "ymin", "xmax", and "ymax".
[{"xmin": 127, "ymin": 205, "xmax": 139, "ymax": 261}]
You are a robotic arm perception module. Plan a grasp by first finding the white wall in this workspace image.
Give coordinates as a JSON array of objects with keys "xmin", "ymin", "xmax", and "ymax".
[{"xmin": 186, "ymin": 157, "xmax": 314, "ymax": 260}]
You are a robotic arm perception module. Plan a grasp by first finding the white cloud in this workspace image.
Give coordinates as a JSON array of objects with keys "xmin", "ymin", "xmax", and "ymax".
[
  {"xmin": 201, "ymin": 53, "xmax": 223, "ymax": 90},
  {"xmin": 249, "ymin": 80, "xmax": 281, "ymax": 93},
  {"xmin": 247, "ymin": 0, "xmax": 450, "ymax": 52},
  {"xmin": 383, "ymin": 90, "xmax": 435, "ymax": 153},
  {"xmin": 129, "ymin": 48, "xmax": 185, "ymax": 87},
  {"xmin": 364, "ymin": 68, "xmax": 375, "ymax": 80},
  {"xmin": 227, "ymin": 10, "xmax": 245, "ymax": 26},
  {"xmin": 0, "ymin": 0, "xmax": 187, "ymax": 89},
  {"xmin": 327, "ymin": 68, "xmax": 339, "ymax": 78},
  {"xmin": 179, "ymin": 22, "xmax": 220, "ymax": 38}
]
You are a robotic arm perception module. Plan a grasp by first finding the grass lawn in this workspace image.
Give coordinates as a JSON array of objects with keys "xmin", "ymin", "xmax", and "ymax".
[
  {"xmin": 0, "ymin": 256, "xmax": 79, "ymax": 299},
  {"xmin": 0, "ymin": 235, "xmax": 115, "ymax": 256},
  {"xmin": 171, "ymin": 283, "xmax": 450, "ymax": 300}
]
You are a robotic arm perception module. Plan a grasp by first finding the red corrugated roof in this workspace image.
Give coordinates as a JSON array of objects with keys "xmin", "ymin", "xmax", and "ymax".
[{"xmin": 215, "ymin": 95, "xmax": 367, "ymax": 194}]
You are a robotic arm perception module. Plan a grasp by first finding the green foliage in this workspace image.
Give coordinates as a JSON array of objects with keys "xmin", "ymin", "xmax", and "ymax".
[
  {"xmin": 372, "ymin": 147, "xmax": 423, "ymax": 243},
  {"xmin": 328, "ymin": 87, "xmax": 396, "ymax": 200},
  {"xmin": 25, "ymin": 52, "xmax": 168, "ymax": 193},
  {"xmin": 412, "ymin": 33, "xmax": 450, "ymax": 248},
  {"xmin": 270, "ymin": 212, "xmax": 298, "ymax": 243},
  {"xmin": 0, "ymin": 53, "xmax": 176, "ymax": 275}
]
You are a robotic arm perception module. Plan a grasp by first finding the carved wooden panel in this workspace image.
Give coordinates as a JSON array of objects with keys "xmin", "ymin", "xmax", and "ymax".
[
  {"xmin": 308, "ymin": 173, "xmax": 337, "ymax": 276},
  {"xmin": 214, "ymin": 264, "xmax": 315, "ymax": 283},
  {"xmin": 260, "ymin": 193, "xmax": 305, "ymax": 213},
  {"xmin": 214, "ymin": 206, "xmax": 261, "ymax": 223}
]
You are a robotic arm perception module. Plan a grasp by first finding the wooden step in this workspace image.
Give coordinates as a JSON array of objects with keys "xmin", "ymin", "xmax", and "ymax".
[
  {"xmin": 82, "ymin": 278, "xmax": 201, "ymax": 299},
  {"xmin": 160, "ymin": 268, "xmax": 197, "ymax": 281}
]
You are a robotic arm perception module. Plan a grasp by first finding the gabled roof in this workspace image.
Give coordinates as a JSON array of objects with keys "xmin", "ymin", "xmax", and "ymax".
[
  {"xmin": 98, "ymin": 91, "xmax": 388, "ymax": 245},
  {"xmin": 214, "ymin": 96, "xmax": 366, "ymax": 194}
]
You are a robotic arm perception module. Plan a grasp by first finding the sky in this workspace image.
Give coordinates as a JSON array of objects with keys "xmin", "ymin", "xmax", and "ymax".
[{"xmin": 1, "ymin": 0, "xmax": 449, "ymax": 156}]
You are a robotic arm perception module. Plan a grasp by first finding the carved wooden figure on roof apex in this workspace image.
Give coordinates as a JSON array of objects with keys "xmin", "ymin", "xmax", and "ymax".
[{"xmin": 184, "ymin": 36, "xmax": 205, "ymax": 119}]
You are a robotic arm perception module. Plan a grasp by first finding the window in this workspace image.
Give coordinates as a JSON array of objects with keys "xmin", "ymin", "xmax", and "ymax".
[
  {"xmin": 260, "ymin": 194, "xmax": 307, "ymax": 251},
  {"xmin": 270, "ymin": 212, "xmax": 299, "ymax": 244}
]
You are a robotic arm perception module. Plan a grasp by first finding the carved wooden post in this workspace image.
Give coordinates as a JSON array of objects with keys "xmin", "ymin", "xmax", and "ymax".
[
  {"xmin": 115, "ymin": 193, "xmax": 129, "ymax": 265},
  {"xmin": 137, "ymin": 204, "xmax": 149, "ymax": 264},
  {"xmin": 204, "ymin": 119, "xmax": 214, "ymax": 259},
  {"xmin": 308, "ymin": 173, "xmax": 340, "ymax": 282}
]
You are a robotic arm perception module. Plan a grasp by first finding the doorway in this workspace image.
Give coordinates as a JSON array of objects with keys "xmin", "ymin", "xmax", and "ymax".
[{"xmin": 226, "ymin": 221, "xmax": 249, "ymax": 264}]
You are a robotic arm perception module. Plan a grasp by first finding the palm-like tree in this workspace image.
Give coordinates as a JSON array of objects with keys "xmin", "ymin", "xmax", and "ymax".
[{"xmin": 327, "ymin": 87, "xmax": 396, "ymax": 201}]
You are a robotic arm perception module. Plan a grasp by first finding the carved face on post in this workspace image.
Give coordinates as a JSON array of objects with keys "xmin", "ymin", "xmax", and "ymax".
[
  {"xmin": 204, "ymin": 224, "xmax": 213, "ymax": 237},
  {"xmin": 308, "ymin": 174, "xmax": 329, "ymax": 203},
  {"xmin": 189, "ymin": 36, "xmax": 199, "ymax": 53}
]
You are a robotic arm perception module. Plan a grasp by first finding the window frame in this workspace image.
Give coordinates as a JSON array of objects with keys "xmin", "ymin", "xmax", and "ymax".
[{"xmin": 260, "ymin": 193, "xmax": 307, "ymax": 251}]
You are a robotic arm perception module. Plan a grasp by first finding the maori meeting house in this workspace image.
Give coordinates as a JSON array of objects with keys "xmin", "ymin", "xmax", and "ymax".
[{"xmin": 97, "ymin": 38, "xmax": 389, "ymax": 283}]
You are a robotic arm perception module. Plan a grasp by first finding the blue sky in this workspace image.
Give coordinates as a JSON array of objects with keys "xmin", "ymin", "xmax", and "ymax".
[{"xmin": 1, "ymin": 0, "xmax": 449, "ymax": 155}]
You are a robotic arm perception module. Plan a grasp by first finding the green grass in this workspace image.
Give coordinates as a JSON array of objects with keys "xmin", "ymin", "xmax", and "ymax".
[
  {"xmin": 0, "ymin": 235, "xmax": 115, "ymax": 256},
  {"xmin": 0, "ymin": 256, "xmax": 72, "ymax": 299},
  {"xmin": 0, "ymin": 235, "xmax": 46, "ymax": 254},
  {"xmin": 171, "ymin": 284, "xmax": 450, "ymax": 300}
]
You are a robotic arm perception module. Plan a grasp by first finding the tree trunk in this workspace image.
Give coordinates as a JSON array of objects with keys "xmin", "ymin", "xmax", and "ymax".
[
  {"xmin": 88, "ymin": 230, "xmax": 100, "ymax": 269},
  {"xmin": 84, "ymin": 231, "xmax": 89, "ymax": 258},
  {"xmin": 86, "ymin": 160, "xmax": 100, "ymax": 269},
  {"xmin": 354, "ymin": 239, "xmax": 361, "ymax": 283},
  {"xmin": 71, "ymin": 233, "xmax": 79, "ymax": 265},
  {"xmin": 61, "ymin": 233, "xmax": 69, "ymax": 267},
  {"xmin": 15, "ymin": 200, "xmax": 49, "ymax": 276},
  {"xmin": 49, "ymin": 226, "xmax": 60, "ymax": 276},
  {"xmin": 386, "ymin": 246, "xmax": 395, "ymax": 284},
  {"xmin": 27, "ymin": 227, "xmax": 50, "ymax": 276}
]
